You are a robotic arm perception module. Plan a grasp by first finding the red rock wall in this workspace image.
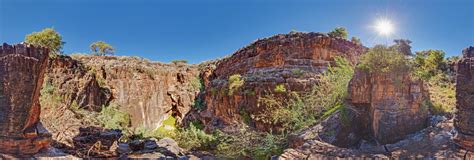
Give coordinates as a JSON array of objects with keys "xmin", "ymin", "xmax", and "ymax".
[
  {"xmin": 201, "ymin": 32, "xmax": 367, "ymax": 131},
  {"xmin": 454, "ymin": 46, "xmax": 474, "ymax": 150},
  {"xmin": 0, "ymin": 43, "xmax": 51, "ymax": 154},
  {"xmin": 45, "ymin": 55, "xmax": 200, "ymax": 130},
  {"xmin": 349, "ymin": 69, "xmax": 430, "ymax": 144}
]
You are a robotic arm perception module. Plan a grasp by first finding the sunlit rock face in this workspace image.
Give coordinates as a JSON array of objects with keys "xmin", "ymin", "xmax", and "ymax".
[
  {"xmin": 454, "ymin": 46, "xmax": 474, "ymax": 151},
  {"xmin": 349, "ymin": 69, "xmax": 430, "ymax": 144},
  {"xmin": 44, "ymin": 55, "xmax": 200, "ymax": 130},
  {"xmin": 201, "ymin": 32, "xmax": 367, "ymax": 131},
  {"xmin": 0, "ymin": 43, "xmax": 51, "ymax": 154}
]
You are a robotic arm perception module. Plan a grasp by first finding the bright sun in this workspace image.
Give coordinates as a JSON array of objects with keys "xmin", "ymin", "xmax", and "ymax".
[{"xmin": 375, "ymin": 18, "xmax": 394, "ymax": 36}]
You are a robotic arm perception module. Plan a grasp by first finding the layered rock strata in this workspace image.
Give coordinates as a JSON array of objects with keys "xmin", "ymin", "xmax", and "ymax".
[
  {"xmin": 348, "ymin": 68, "xmax": 430, "ymax": 144},
  {"xmin": 0, "ymin": 43, "xmax": 51, "ymax": 154},
  {"xmin": 454, "ymin": 46, "xmax": 474, "ymax": 150},
  {"xmin": 43, "ymin": 55, "xmax": 200, "ymax": 130},
  {"xmin": 201, "ymin": 32, "xmax": 367, "ymax": 131}
]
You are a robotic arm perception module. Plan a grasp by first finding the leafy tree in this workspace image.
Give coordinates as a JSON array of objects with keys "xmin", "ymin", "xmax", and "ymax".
[
  {"xmin": 25, "ymin": 28, "xmax": 65, "ymax": 54},
  {"xmin": 393, "ymin": 39, "xmax": 413, "ymax": 56},
  {"xmin": 351, "ymin": 37, "xmax": 362, "ymax": 45},
  {"xmin": 413, "ymin": 50, "xmax": 446, "ymax": 80},
  {"xmin": 328, "ymin": 27, "xmax": 348, "ymax": 39},
  {"xmin": 90, "ymin": 41, "xmax": 115, "ymax": 56},
  {"xmin": 358, "ymin": 45, "xmax": 411, "ymax": 74}
]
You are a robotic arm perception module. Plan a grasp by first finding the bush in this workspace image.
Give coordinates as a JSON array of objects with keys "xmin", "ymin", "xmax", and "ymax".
[
  {"xmin": 174, "ymin": 124, "xmax": 217, "ymax": 150},
  {"xmin": 97, "ymin": 103, "xmax": 130, "ymax": 130},
  {"xmin": 255, "ymin": 56, "xmax": 354, "ymax": 133},
  {"xmin": 274, "ymin": 84, "xmax": 287, "ymax": 93},
  {"xmin": 358, "ymin": 45, "xmax": 411, "ymax": 74},
  {"xmin": 25, "ymin": 28, "xmax": 65, "ymax": 55},
  {"xmin": 228, "ymin": 74, "xmax": 244, "ymax": 95},
  {"xmin": 328, "ymin": 27, "xmax": 348, "ymax": 39},
  {"xmin": 171, "ymin": 60, "xmax": 188, "ymax": 64}
]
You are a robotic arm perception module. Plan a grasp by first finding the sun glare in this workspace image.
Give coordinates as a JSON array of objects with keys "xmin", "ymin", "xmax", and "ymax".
[{"xmin": 375, "ymin": 18, "xmax": 394, "ymax": 36}]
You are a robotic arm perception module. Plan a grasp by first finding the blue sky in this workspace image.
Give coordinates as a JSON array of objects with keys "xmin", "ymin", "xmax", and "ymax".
[{"xmin": 1, "ymin": 0, "xmax": 473, "ymax": 64}]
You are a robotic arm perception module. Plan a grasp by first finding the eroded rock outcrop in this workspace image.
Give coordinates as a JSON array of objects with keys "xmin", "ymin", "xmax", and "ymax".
[
  {"xmin": 0, "ymin": 43, "xmax": 51, "ymax": 154},
  {"xmin": 201, "ymin": 32, "xmax": 367, "ymax": 131},
  {"xmin": 43, "ymin": 55, "xmax": 200, "ymax": 130},
  {"xmin": 349, "ymin": 68, "xmax": 430, "ymax": 144},
  {"xmin": 454, "ymin": 46, "xmax": 474, "ymax": 151}
]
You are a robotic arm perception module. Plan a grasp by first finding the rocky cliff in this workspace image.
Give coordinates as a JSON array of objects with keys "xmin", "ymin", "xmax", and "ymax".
[
  {"xmin": 41, "ymin": 55, "xmax": 200, "ymax": 147},
  {"xmin": 0, "ymin": 43, "xmax": 51, "ymax": 154},
  {"xmin": 200, "ymin": 32, "xmax": 367, "ymax": 131},
  {"xmin": 455, "ymin": 46, "xmax": 474, "ymax": 151},
  {"xmin": 349, "ymin": 68, "xmax": 430, "ymax": 144}
]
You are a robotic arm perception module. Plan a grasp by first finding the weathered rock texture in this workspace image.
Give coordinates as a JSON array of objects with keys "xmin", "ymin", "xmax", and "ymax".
[
  {"xmin": 349, "ymin": 69, "xmax": 430, "ymax": 144},
  {"xmin": 455, "ymin": 46, "xmax": 474, "ymax": 151},
  {"xmin": 279, "ymin": 116, "xmax": 472, "ymax": 159},
  {"xmin": 42, "ymin": 55, "xmax": 200, "ymax": 133},
  {"xmin": 0, "ymin": 43, "xmax": 51, "ymax": 154},
  {"xmin": 201, "ymin": 32, "xmax": 367, "ymax": 131},
  {"xmin": 75, "ymin": 56, "xmax": 200, "ymax": 128}
]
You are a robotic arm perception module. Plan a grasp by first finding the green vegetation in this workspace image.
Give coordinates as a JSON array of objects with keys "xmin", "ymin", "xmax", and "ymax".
[
  {"xmin": 351, "ymin": 37, "xmax": 362, "ymax": 45},
  {"xmin": 255, "ymin": 56, "xmax": 354, "ymax": 133},
  {"xmin": 39, "ymin": 77, "xmax": 62, "ymax": 108},
  {"xmin": 97, "ymin": 103, "xmax": 130, "ymax": 130},
  {"xmin": 328, "ymin": 27, "xmax": 348, "ymax": 39},
  {"xmin": 25, "ymin": 28, "xmax": 65, "ymax": 56},
  {"xmin": 358, "ymin": 45, "xmax": 411, "ymax": 74},
  {"xmin": 413, "ymin": 50, "xmax": 446, "ymax": 80},
  {"xmin": 228, "ymin": 74, "xmax": 244, "ymax": 95},
  {"xmin": 171, "ymin": 60, "xmax": 189, "ymax": 64},
  {"xmin": 90, "ymin": 41, "xmax": 115, "ymax": 56},
  {"xmin": 291, "ymin": 68, "xmax": 303, "ymax": 77},
  {"xmin": 274, "ymin": 84, "xmax": 287, "ymax": 93},
  {"xmin": 393, "ymin": 39, "xmax": 413, "ymax": 55}
]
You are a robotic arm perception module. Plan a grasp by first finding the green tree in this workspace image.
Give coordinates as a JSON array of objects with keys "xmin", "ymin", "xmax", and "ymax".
[
  {"xmin": 413, "ymin": 50, "xmax": 446, "ymax": 80},
  {"xmin": 25, "ymin": 28, "xmax": 65, "ymax": 54},
  {"xmin": 393, "ymin": 39, "xmax": 413, "ymax": 56},
  {"xmin": 328, "ymin": 27, "xmax": 348, "ymax": 39},
  {"xmin": 90, "ymin": 41, "xmax": 115, "ymax": 56},
  {"xmin": 351, "ymin": 37, "xmax": 362, "ymax": 45}
]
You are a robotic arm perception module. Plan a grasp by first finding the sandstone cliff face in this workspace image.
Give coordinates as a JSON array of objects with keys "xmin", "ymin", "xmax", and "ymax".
[
  {"xmin": 43, "ymin": 55, "xmax": 200, "ymax": 130},
  {"xmin": 201, "ymin": 32, "xmax": 367, "ymax": 131},
  {"xmin": 0, "ymin": 43, "xmax": 51, "ymax": 154},
  {"xmin": 454, "ymin": 46, "xmax": 474, "ymax": 151},
  {"xmin": 349, "ymin": 69, "xmax": 430, "ymax": 144}
]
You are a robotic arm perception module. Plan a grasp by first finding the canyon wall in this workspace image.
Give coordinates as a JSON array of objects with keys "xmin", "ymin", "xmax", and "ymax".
[
  {"xmin": 455, "ymin": 46, "xmax": 474, "ymax": 150},
  {"xmin": 44, "ymin": 55, "xmax": 200, "ymax": 130},
  {"xmin": 200, "ymin": 32, "xmax": 367, "ymax": 131},
  {"xmin": 0, "ymin": 43, "xmax": 51, "ymax": 154},
  {"xmin": 349, "ymin": 69, "xmax": 430, "ymax": 144}
]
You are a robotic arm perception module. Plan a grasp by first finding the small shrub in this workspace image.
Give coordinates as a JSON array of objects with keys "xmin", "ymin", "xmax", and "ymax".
[
  {"xmin": 228, "ymin": 74, "xmax": 244, "ymax": 95},
  {"xmin": 358, "ymin": 45, "xmax": 411, "ymax": 74},
  {"xmin": 174, "ymin": 124, "xmax": 217, "ymax": 150},
  {"xmin": 274, "ymin": 84, "xmax": 286, "ymax": 93},
  {"xmin": 171, "ymin": 60, "xmax": 188, "ymax": 64},
  {"xmin": 98, "ymin": 103, "xmax": 130, "ymax": 130},
  {"xmin": 191, "ymin": 76, "xmax": 204, "ymax": 91},
  {"xmin": 251, "ymin": 133, "xmax": 287, "ymax": 160},
  {"xmin": 70, "ymin": 101, "xmax": 80, "ymax": 111},
  {"xmin": 193, "ymin": 97, "xmax": 206, "ymax": 110},
  {"xmin": 291, "ymin": 69, "xmax": 303, "ymax": 77}
]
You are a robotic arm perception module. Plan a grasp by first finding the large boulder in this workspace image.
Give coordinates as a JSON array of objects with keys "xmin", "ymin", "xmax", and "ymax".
[
  {"xmin": 200, "ymin": 32, "xmax": 367, "ymax": 131},
  {"xmin": 348, "ymin": 68, "xmax": 430, "ymax": 144},
  {"xmin": 0, "ymin": 43, "xmax": 51, "ymax": 154},
  {"xmin": 454, "ymin": 46, "xmax": 474, "ymax": 151}
]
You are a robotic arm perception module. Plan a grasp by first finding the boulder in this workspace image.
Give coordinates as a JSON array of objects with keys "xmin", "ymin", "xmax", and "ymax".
[
  {"xmin": 0, "ymin": 43, "xmax": 51, "ymax": 154},
  {"xmin": 454, "ymin": 46, "xmax": 474, "ymax": 150},
  {"xmin": 348, "ymin": 68, "xmax": 430, "ymax": 144}
]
